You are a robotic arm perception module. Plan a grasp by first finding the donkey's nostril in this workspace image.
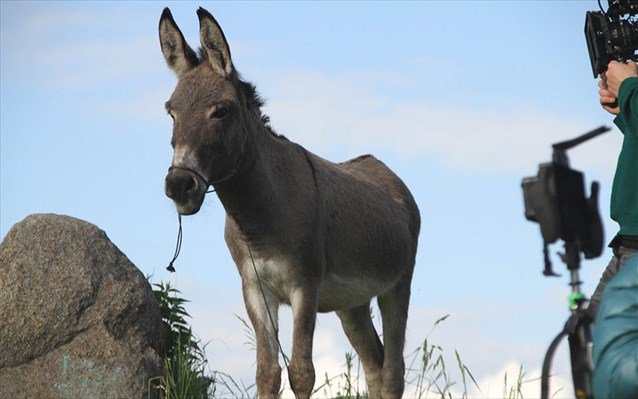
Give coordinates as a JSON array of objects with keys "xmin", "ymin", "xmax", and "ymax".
[
  {"xmin": 185, "ymin": 175, "xmax": 198, "ymax": 194},
  {"xmin": 165, "ymin": 182, "xmax": 174, "ymax": 198},
  {"xmin": 165, "ymin": 170, "xmax": 201, "ymax": 202}
]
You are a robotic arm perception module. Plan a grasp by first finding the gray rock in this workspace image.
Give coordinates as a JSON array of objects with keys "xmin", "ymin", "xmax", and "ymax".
[{"xmin": 0, "ymin": 214, "xmax": 164, "ymax": 398}]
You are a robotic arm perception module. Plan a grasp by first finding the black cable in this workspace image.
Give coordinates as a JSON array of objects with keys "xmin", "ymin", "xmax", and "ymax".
[{"xmin": 599, "ymin": 0, "xmax": 607, "ymax": 16}]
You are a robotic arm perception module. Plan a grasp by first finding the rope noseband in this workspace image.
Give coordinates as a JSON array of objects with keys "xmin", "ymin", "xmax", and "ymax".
[{"xmin": 167, "ymin": 165, "xmax": 233, "ymax": 194}]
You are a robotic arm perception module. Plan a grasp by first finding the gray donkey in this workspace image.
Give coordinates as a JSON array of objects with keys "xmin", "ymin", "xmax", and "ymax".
[{"xmin": 160, "ymin": 7, "xmax": 420, "ymax": 399}]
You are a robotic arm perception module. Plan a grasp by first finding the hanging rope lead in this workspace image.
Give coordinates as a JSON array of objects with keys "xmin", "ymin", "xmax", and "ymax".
[{"xmin": 166, "ymin": 214, "xmax": 183, "ymax": 273}]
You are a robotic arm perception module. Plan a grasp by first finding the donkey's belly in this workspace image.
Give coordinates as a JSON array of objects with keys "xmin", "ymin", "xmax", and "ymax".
[{"xmin": 316, "ymin": 271, "xmax": 397, "ymax": 312}]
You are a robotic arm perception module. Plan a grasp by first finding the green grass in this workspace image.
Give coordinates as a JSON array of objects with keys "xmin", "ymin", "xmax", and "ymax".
[{"xmin": 148, "ymin": 282, "xmax": 535, "ymax": 399}]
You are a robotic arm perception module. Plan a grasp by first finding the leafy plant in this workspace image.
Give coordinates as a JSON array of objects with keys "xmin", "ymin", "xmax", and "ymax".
[
  {"xmin": 150, "ymin": 282, "xmax": 214, "ymax": 399},
  {"xmin": 153, "ymin": 282, "xmax": 202, "ymax": 361}
]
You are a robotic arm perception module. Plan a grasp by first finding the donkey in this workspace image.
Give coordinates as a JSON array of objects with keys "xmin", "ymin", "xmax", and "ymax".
[{"xmin": 159, "ymin": 7, "xmax": 420, "ymax": 399}]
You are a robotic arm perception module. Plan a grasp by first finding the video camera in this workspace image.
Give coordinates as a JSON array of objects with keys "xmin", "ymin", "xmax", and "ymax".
[
  {"xmin": 521, "ymin": 127, "xmax": 609, "ymax": 276},
  {"xmin": 585, "ymin": 0, "xmax": 638, "ymax": 77}
]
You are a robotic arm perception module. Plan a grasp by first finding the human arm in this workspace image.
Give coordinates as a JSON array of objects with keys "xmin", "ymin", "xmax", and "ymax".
[{"xmin": 613, "ymin": 74, "xmax": 638, "ymax": 137}]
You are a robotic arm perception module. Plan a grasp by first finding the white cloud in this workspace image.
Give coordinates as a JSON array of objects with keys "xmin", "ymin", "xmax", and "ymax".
[
  {"xmin": 36, "ymin": 36, "xmax": 161, "ymax": 87},
  {"xmin": 469, "ymin": 362, "xmax": 572, "ymax": 399},
  {"xmin": 0, "ymin": 5, "xmax": 262, "ymax": 93},
  {"xmin": 261, "ymin": 70, "xmax": 622, "ymax": 174},
  {"xmin": 7, "ymin": 6, "xmax": 618, "ymax": 177},
  {"xmin": 11, "ymin": 8, "xmax": 97, "ymax": 35}
]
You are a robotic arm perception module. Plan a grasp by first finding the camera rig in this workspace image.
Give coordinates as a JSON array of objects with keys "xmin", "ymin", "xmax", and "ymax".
[
  {"xmin": 522, "ymin": 126, "xmax": 608, "ymax": 276},
  {"xmin": 585, "ymin": 0, "xmax": 638, "ymax": 77},
  {"xmin": 521, "ymin": 126, "xmax": 610, "ymax": 399}
]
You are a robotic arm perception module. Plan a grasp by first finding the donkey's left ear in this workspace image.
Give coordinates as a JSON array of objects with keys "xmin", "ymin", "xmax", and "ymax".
[{"xmin": 197, "ymin": 7, "xmax": 233, "ymax": 77}]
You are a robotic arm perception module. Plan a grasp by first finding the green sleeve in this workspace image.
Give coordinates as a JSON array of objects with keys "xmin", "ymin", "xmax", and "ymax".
[{"xmin": 614, "ymin": 77, "xmax": 638, "ymax": 137}]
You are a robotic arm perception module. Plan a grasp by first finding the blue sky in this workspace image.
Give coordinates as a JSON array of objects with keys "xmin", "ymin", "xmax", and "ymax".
[{"xmin": 0, "ymin": 1, "xmax": 623, "ymax": 396}]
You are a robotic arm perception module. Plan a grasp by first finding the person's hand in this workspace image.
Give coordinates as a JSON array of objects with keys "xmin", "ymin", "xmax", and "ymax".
[
  {"xmin": 603, "ymin": 60, "xmax": 638, "ymax": 97},
  {"xmin": 599, "ymin": 78, "xmax": 620, "ymax": 115}
]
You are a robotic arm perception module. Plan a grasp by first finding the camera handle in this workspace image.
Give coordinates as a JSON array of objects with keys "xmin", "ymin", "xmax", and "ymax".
[
  {"xmin": 552, "ymin": 125, "xmax": 610, "ymax": 156},
  {"xmin": 540, "ymin": 241, "xmax": 594, "ymax": 399}
]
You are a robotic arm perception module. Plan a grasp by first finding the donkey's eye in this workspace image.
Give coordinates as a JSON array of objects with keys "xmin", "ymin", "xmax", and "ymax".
[{"xmin": 210, "ymin": 106, "xmax": 229, "ymax": 120}]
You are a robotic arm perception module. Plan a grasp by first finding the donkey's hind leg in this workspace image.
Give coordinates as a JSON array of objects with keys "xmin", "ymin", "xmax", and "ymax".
[
  {"xmin": 377, "ymin": 269, "xmax": 414, "ymax": 399},
  {"xmin": 336, "ymin": 303, "xmax": 384, "ymax": 398}
]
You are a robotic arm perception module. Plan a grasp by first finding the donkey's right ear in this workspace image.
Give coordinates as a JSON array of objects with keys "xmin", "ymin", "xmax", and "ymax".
[{"xmin": 159, "ymin": 8, "xmax": 199, "ymax": 78}]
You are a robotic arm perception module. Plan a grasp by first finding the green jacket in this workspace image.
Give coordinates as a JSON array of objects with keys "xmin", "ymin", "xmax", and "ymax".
[{"xmin": 612, "ymin": 77, "xmax": 638, "ymax": 236}]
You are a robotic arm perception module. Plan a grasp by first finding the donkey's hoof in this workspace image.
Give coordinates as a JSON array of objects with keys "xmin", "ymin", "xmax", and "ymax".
[
  {"xmin": 257, "ymin": 363, "xmax": 282, "ymax": 398},
  {"xmin": 381, "ymin": 366, "xmax": 405, "ymax": 399},
  {"xmin": 288, "ymin": 361, "xmax": 315, "ymax": 399}
]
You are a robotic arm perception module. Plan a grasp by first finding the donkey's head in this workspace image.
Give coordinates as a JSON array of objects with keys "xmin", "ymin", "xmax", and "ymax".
[{"xmin": 160, "ymin": 7, "xmax": 252, "ymax": 215}]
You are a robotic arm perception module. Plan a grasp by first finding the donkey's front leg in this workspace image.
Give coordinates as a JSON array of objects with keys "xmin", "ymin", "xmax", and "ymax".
[
  {"xmin": 242, "ymin": 282, "xmax": 282, "ymax": 399},
  {"xmin": 288, "ymin": 286, "xmax": 319, "ymax": 399}
]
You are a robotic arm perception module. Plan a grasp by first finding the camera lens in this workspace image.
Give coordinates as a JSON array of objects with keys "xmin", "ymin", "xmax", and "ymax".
[{"xmin": 610, "ymin": 20, "xmax": 638, "ymax": 54}]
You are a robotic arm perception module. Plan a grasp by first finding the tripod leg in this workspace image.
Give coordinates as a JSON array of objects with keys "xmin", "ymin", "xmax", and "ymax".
[
  {"xmin": 568, "ymin": 320, "xmax": 594, "ymax": 399},
  {"xmin": 541, "ymin": 331, "xmax": 568, "ymax": 399}
]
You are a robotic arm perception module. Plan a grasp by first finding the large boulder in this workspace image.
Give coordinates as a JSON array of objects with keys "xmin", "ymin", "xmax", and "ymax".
[{"xmin": 0, "ymin": 214, "xmax": 164, "ymax": 398}]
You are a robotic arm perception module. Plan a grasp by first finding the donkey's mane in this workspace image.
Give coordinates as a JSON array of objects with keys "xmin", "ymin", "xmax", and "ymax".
[
  {"xmin": 197, "ymin": 48, "xmax": 287, "ymax": 141},
  {"xmin": 236, "ymin": 78, "xmax": 287, "ymax": 141}
]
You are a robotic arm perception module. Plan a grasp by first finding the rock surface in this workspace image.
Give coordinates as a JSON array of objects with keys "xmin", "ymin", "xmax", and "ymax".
[{"xmin": 0, "ymin": 214, "xmax": 164, "ymax": 398}]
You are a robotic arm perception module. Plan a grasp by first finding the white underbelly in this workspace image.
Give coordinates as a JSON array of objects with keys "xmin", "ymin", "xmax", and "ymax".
[
  {"xmin": 240, "ymin": 255, "xmax": 396, "ymax": 312},
  {"xmin": 317, "ymin": 272, "xmax": 390, "ymax": 312}
]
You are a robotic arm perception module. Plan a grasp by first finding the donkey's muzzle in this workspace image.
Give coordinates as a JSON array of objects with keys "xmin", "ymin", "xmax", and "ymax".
[{"xmin": 165, "ymin": 168, "xmax": 206, "ymax": 215}]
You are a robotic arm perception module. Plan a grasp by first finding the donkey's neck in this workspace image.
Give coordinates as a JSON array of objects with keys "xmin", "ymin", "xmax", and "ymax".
[{"xmin": 214, "ymin": 124, "xmax": 292, "ymax": 239}]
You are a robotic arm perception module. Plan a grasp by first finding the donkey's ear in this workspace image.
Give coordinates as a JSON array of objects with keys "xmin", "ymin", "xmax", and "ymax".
[
  {"xmin": 197, "ymin": 7, "xmax": 233, "ymax": 77},
  {"xmin": 159, "ymin": 8, "xmax": 199, "ymax": 78}
]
